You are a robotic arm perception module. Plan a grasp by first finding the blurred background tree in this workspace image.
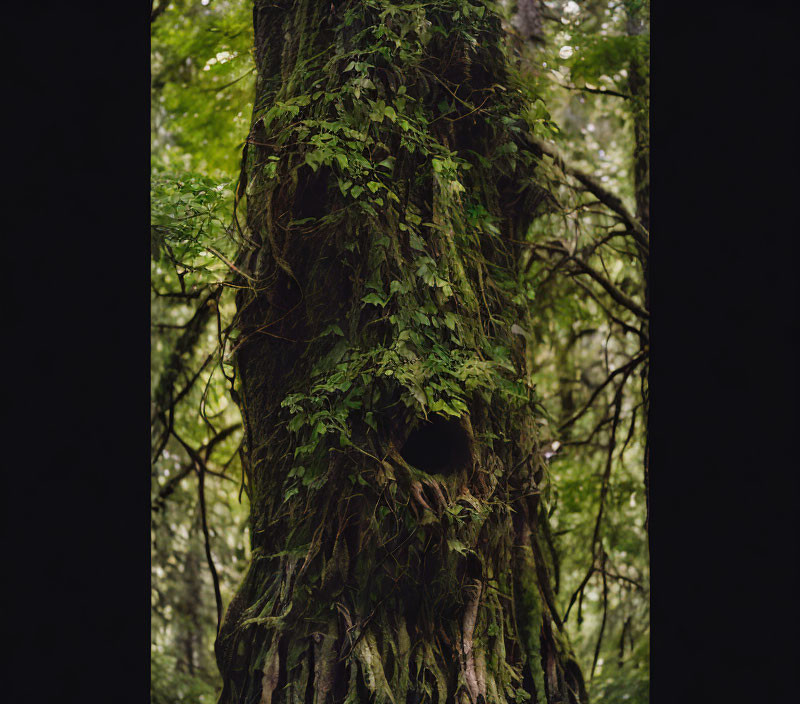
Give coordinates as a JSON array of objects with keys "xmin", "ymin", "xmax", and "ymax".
[
  {"xmin": 151, "ymin": 2, "xmax": 253, "ymax": 703},
  {"xmin": 150, "ymin": 1, "xmax": 648, "ymax": 702}
]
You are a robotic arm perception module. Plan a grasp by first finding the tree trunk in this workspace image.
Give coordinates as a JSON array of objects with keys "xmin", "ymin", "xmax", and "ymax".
[
  {"xmin": 625, "ymin": 3, "xmax": 650, "ymax": 537},
  {"xmin": 215, "ymin": 2, "xmax": 587, "ymax": 702}
]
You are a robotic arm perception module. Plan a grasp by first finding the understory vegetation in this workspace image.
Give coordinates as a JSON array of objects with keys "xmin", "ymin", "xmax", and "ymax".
[{"xmin": 151, "ymin": 1, "xmax": 649, "ymax": 702}]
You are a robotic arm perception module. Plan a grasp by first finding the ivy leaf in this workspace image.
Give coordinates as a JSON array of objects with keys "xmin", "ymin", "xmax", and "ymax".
[
  {"xmin": 361, "ymin": 292, "xmax": 388, "ymax": 307},
  {"xmin": 321, "ymin": 323, "xmax": 344, "ymax": 337},
  {"xmin": 312, "ymin": 420, "xmax": 326, "ymax": 438},
  {"xmin": 408, "ymin": 232, "xmax": 426, "ymax": 251},
  {"xmin": 447, "ymin": 538, "xmax": 469, "ymax": 555},
  {"xmin": 304, "ymin": 152, "xmax": 321, "ymax": 172},
  {"xmin": 284, "ymin": 486, "xmax": 299, "ymax": 502},
  {"xmin": 410, "ymin": 385, "xmax": 426, "ymax": 407}
]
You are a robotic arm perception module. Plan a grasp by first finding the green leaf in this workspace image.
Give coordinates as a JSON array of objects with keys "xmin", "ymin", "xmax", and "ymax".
[
  {"xmin": 284, "ymin": 486, "xmax": 299, "ymax": 502},
  {"xmin": 361, "ymin": 292, "xmax": 387, "ymax": 307},
  {"xmin": 408, "ymin": 232, "xmax": 426, "ymax": 250},
  {"xmin": 447, "ymin": 538, "xmax": 469, "ymax": 555},
  {"xmin": 304, "ymin": 152, "xmax": 321, "ymax": 171}
]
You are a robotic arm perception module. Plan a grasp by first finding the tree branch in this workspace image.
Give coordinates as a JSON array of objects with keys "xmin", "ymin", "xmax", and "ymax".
[
  {"xmin": 531, "ymin": 240, "xmax": 649, "ymax": 320},
  {"xmin": 558, "ymin": 353, "xmax": 644, "ymax": 433},
  {"xmin": 526, "ymin": 134, "xmax": 649, "ymax": 254},
  {"xmin": 150, "ymin": 1, "xmax": 169, "ymax": 24},
  {"xmin": 152, "ymin": 424, "xmax": 242, "ymax": 509},
  {"xmin": 590, "ymin": 551, "xmax": 609, "ymax": 679},
  {"xmin": 568, "ymin": 254, "xmax": 649, "ymax": 320},
  {"xmin": 171, "ymin": 429, "xmax": 224, "ymax": 633}
]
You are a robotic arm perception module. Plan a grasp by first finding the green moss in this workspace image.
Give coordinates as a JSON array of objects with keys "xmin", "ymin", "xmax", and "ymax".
[{"xmin": 516, "ymin": 544, "xmax": 546, "ymax": 701}]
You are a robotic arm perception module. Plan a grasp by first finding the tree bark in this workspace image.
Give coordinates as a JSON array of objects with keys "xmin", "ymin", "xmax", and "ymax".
[
  {"xmin": 625, "ymin": 2, "xmax": 650, "ymax": 538},
  {"xmin": 215, "ymin": 2, "xmax": 587, "ymax": 702}
]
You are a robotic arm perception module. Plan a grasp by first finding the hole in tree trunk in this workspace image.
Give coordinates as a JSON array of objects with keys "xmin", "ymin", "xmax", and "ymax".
[
  {"xmin": 400, "ymin": 416, "xmax": 471, "ymax": 475},
  {"xmin": 293, "ymin": 166, "xmax": 330, "ymax": 221}
]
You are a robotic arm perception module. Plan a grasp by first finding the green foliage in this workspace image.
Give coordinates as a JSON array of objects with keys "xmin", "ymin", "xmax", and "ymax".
[
  {"xmin": 567, "ymin": 34, "xmax": 648, "ymax": 86},
  {"xmin": 151, "ymin": 650, "xmax": 220, "ymax": 704},
  {"xmin": 151, "ymin": 169, "xmax": 234, "ymax": 265},
  {"xmin": 150, "ymin": 3, "xmax": 255, "ymax": 700},
  {"xmin": 151, "ymin": 0, "xmax": 254, "ymax": 175},
  {"xmin": 512, "ymin": 1, "xmax": 650, "ymax": 698}
]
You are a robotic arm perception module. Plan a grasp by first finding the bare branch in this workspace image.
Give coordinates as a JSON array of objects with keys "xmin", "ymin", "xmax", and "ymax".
[
  {"xmin": 171, "ymin": 429, "xmax": 224, "ymax": 633},
  {"xmin": 590, "ymin": 551, "xmax": 610, "ymax": 679},
  {"xmin": 559, "ymin": 354, "xmax": 644, "ymax": 433},
  {"xmin": 526, "ymin": 135, "xmax": 649, "ymax": 254}
]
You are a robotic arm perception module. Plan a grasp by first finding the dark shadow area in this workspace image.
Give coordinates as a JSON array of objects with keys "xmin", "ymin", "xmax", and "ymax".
[
  {"xmin": 400, "ymin": 416, "xmax": 471, "ymax": 475},
  {"xmin": 292, "ymin": 165, "xmax": 330, "ymax": 221}
]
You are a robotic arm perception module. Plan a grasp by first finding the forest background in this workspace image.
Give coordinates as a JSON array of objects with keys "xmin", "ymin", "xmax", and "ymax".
[{"xmin": 151, "ymin": 2, "xmax": 650, "ymax": 702}]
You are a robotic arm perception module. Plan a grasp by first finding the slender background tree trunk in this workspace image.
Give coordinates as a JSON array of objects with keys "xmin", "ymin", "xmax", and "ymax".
[{"xmin": 625, "ymin": 2, "xmax": 650, "ymax": 537}]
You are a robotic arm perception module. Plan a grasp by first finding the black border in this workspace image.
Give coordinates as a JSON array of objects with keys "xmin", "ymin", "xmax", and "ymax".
[
  {"xmin": 7, "ymin": 4, "xmax": 148, "ymax": 701},
  {"xmin": 651, "ymin": 1, "xmax": 798, "ymax": 701}
]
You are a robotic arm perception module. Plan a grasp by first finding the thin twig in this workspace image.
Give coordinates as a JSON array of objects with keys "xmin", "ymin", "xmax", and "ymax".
[{"xmin": 590, "ymin": 551, "xmax": 609, "ymax": 679}]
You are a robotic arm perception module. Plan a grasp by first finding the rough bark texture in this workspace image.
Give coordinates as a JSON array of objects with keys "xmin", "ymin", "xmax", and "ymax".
[
  {"xmin": 625, "ymin": 4, "xmax": 650, "ymax": 537},
  {"xmin": 215, "ymin": 2, "xmax": 587, "ymax": 702}
]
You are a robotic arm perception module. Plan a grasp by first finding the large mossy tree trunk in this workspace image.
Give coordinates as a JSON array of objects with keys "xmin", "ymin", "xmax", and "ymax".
[{"xmin": 215, "ymin": 2, "xmax": 587, "ymax": 702}]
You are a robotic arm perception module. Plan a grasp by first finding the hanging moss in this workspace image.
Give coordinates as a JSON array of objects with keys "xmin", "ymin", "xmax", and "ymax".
[{"xmin": 515, "ymin": 543, "xmax": 546, "ymax": 701}]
